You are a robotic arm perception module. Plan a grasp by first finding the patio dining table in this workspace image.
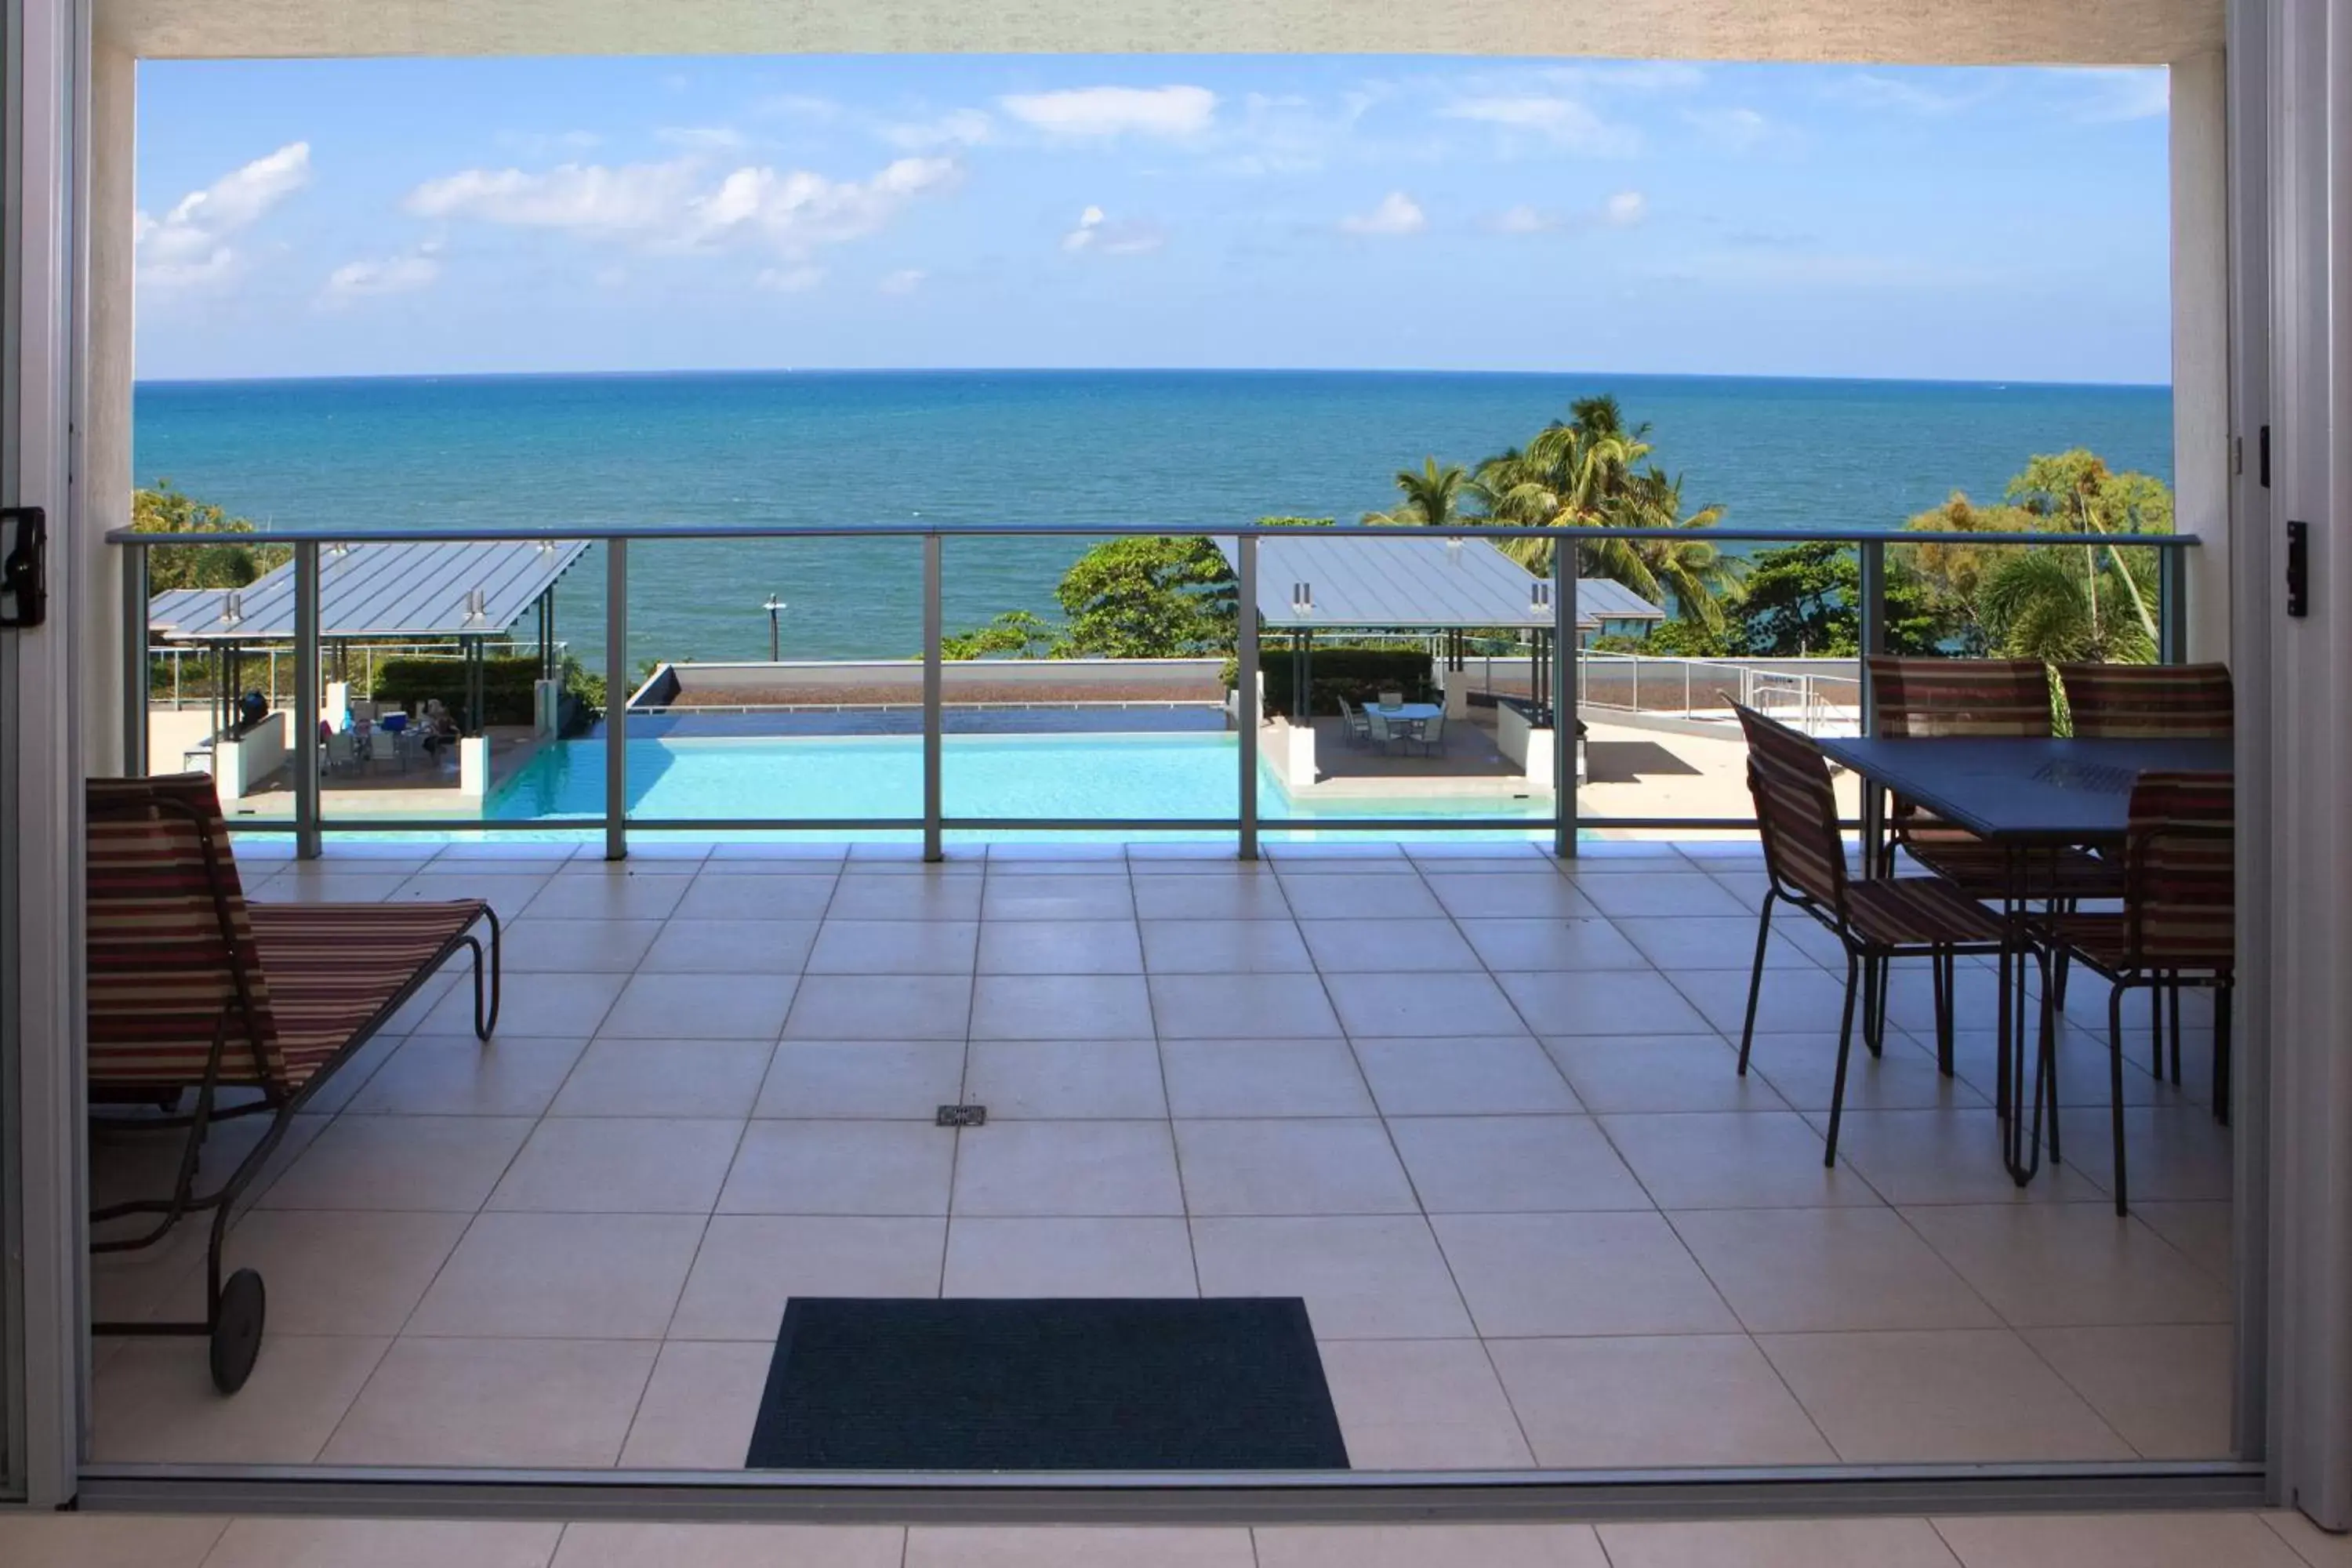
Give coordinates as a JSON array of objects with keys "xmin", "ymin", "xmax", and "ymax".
[{"xmin": 1816, "ymin": 734, "xmax": 2234, "ymax": 1185}]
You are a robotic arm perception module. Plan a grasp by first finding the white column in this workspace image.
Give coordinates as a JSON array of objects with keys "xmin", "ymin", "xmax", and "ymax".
[
  {"xmin": 2172, "ymin": 48, "xmax": 2233, "ymax": 664},
  {"xmin": 2257, "ymin": 0, "xmax": 2352, "ymax": 1527},
  {"xmin": 79, "ymin": 37, "xmax": 132, "ymax": 775}
]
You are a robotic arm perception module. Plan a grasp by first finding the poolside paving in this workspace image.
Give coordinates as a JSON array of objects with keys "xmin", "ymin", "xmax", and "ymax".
[{"xmin": 87, "ymin": 837, "xmax": 2236, "ymax": 1472}]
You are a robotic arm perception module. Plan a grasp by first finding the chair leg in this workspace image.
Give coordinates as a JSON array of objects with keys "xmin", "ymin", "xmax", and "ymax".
[
  {"xmin": 2107, "ymin": 982, "xmax": 2131, "ymax": 1217},
  {"xmin": 1869, "ymin": 956, "xmax": 1889, "ymax": 1058},
  {"xmin": 1824, "ymin": 949, "xmax": 1863, "ymax": 1168},
  {"xmin": 1858, "ymin": 957, "xmax": 1878, "ymax": 1060},
  {"xmin": 1736, "ymin": 890, "xmax": 1775, "ymax": 1077},
  {"xmin": 2168, "ymin": 982, "xmax": 2184, "ymax": 1085},
  {"xmin": 1931, "ymin": 951, "xmax": 1955, "ymax": 1076},
  {"xmin": 2034, "ymin": 946, "xmax": 2061, "ymax": 1168},
  {"xmin": 2214, "ymin": 982, "xmax": 2234, "ymax": 1127}
]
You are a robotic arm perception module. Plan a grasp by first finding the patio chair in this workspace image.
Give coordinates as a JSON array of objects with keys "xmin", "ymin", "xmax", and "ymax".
[
  {"xmin": 1339, "ymin": 697, "xmax": 1371, "ymax": 750},
  {"xmin": 2038, "ymin": 771, "xmax": 2234, "ymax": 1214},
  {"xmin": 2054, "ymin": 662, "xmax": 2233, "ymax": 1080},
  {"xmin": 1365, "ymin": 707, "xmax": 1397, "ymax": 753},
  {"xmin": 322, "ymin": 730, "xmax": 358, "ymax": 775},
  {"xmin": 2057, "ymin": 662, "xmax": 2234, "ymax": 739},
  {"xmin": 85, "ymin": 772, "xmax": 502, "ymax": 1393},
  {"xmin": 1412, "ymin": 711, "xmax": 1448, "ymax": 757},
  {"xmin": 1864, "ymin": 655, "xmax": 2118, "ymax": 1060},
  {"xmin": 1731, "ymin": 703, "xmax": 2043, "ymax": 1166}
]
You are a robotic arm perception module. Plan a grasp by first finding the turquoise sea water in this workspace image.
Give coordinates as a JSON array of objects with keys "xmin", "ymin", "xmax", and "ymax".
[
  {"xmin": 134, "ymin": 369, "xmax": 2172, "ymax": 666},
  {"xmin": 488, "ymin": 733, "xmax": 1552, "ymax": 829}
]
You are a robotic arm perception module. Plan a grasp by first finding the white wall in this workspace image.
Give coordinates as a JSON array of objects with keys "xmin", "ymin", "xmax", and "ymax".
[{"xmin": 2173, "ymin": 49, "xmax": 2234, "ymax": 664}]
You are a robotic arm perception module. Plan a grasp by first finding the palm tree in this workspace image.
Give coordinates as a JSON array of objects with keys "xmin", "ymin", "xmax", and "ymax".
[
  {"xmin": 1612, "ymin": 467, "xmax": 1738, "ymax": 633},
  {"xmin": 1363, "ymin": 458, "xmax": 1468, "ymax": 527},
  {"xmin": 1468, "ymin": 396, "xmax": 1658, "ymax": 584},
  {"xmin": 1977, "ymin": 549, "xmax": 2158, "ymax": 665}
]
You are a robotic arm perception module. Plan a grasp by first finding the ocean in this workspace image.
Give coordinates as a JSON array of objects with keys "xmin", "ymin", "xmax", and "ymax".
[{"xmin": 132, "ymin": 369, "xmax": 2173, "ymax": 667}]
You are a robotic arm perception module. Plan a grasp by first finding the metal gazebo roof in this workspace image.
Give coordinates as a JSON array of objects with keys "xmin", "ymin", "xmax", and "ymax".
[
  {"xmin": 147, "ymin": 539, "xmax": 590, "ymax": 643},
  {"xmin": 1214, "ymin": 534, "xmax": 1665, "ymax": 632}
]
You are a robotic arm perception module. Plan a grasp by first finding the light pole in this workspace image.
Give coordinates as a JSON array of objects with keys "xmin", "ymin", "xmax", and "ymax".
[{"xmin": 763, "ymin": 596, "xmax": 787, "ymax": 662}]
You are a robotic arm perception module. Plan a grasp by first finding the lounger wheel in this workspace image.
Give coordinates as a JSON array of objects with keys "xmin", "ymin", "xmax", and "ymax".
[{"xmin": 209, "ymin": 1268, "xmax": 267, "ymax": 1395}]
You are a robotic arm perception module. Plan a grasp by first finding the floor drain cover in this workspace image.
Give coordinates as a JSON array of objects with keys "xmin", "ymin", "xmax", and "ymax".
[{"xmin": 936, "ymin": 1105, "xmax": 987, "ymax": 1127}]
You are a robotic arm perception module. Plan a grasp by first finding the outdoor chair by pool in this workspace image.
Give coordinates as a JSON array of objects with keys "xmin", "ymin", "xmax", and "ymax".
[
  {"xmin": 2056, "ymin": 661, "xmax": 2234, "ymax": 1081},
  {"xmin": 85, "ymin": 772, "xmax": 502, "ymax": 1393},
  {"xmin": 2038, "ymin": 771, "xmax": 2234, "ymax": 1214},
  {"xmin": 2057, "ymin": 662, "xmax": 2234, "ymax": 740},
  {"xmin": 1412, "ymin": 712, "xmax": 1448, "ymax": 757},
  {"xmin": 1365, "ymin": 707, "xmax": 1397, "ymax": 753},
  {"xmin": 1339, "ymin": 697, "xmax": 1371, "ymax": 750},
  {"xmin": 1864, "ymin": 655, "xmax": 2118, "ymax": 1050},
  {"xmin": 1732, "ymin": 703, "xmax": 2042, "ymax": 1165}
]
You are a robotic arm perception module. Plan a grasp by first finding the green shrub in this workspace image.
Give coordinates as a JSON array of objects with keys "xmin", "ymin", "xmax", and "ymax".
[
  {"xmin": 372, "ymin": 655, "xmax": 548, "ymax": 727},
  {"xmin": 1222, "ymin": 646, "xmax": 1435, "ymax": 718}
]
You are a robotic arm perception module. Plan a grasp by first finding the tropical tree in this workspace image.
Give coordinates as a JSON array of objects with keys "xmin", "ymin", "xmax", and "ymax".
[
  {"xmin": 1976, "ymin": 550, "xmax": 2158, "ymax": 664},
  {"xmin": 132, "ymin": 481, "xmax": 288, "ymax": 590},
  {"xmin": 1363, "ymin": 458, "xmax": 1469, "ymax": 528},
  {"xmin": 1612, "ymin": 466, "xmax": 1739, "ymax": 633},
  {"xmin": 1053, "ymin": 535, "xmax": 1237, "ymax": 658},
  {"xmin": 942, "ymin": 609, "xmax": 1062, "ymax": 660},
  {"xmin": 1733, "ymin": 540, "xmax": 1948, "ymax": 657},
  {"xmin": 1469, "ymin": 395, "xmax": 1653, "ymax": 583}
]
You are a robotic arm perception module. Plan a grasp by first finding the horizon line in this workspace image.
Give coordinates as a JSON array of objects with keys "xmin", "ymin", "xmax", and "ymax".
[{"xmin": 135, "ymin": 365, "xmax": 2176, "ymax": 393}]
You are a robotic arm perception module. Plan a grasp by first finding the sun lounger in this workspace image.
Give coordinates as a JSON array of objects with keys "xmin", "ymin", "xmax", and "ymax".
[{"xmin": 85, "ymin": 772, "xmax": 501, "ymax": 1392}]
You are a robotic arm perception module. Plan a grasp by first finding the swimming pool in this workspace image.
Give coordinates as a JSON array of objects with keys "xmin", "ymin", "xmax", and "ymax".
[{"xmin": 488, "ymin": 733, "xmax": 1552, "ymax": 831}]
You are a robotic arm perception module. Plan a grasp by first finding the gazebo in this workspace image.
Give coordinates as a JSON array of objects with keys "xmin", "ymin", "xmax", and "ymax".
[
  {"xmin": 146, "ymin": 539, "xmax": 590, "ymax": 740},
  {"xmin": 1214, "ymin": 532, "xmax": 1664, "ymax": 718}
]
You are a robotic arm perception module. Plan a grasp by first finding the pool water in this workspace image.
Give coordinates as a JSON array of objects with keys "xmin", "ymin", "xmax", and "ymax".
[{"xmin": 488, "ymin": 734, "xmax": 1551, "ymax": 830}]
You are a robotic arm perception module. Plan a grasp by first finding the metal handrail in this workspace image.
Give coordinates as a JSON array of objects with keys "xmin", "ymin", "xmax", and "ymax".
[
  {"xmin": 107, "ymin": 522, "xmax": 2203, "ymax": 547},
  {"xmin": 111, "ymin": 524, "xmax": 2201, "ymax": 860}
]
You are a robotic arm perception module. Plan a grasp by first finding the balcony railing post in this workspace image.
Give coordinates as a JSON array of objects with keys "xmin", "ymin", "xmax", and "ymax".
[
  {"xmin": 604, "ymin": 539, "xmax": 628, "ymax": 862},
  {"xmin": 2158, "ymin": 543, "xmax": 2188, "ymax": 664},
  {"xmin": 1236, "ymin": 535, "xmax": 1260, "ymax": 860},
  {"xmin": 923, "ymin": 534, "xmax": 943, "ymax": 862},
  {"xmin": 121, "ymin": 544, "xmax": 147, "ymax": 775},
  {"xmin": 292, "ymin": 542, "xmax": 322, "ymax": 860},
  {"xmin": 1857, "ymin": 539, "xmax": 1888, "ymax": 861},
  {"xmin": 1552, "ymin": 541, "xmax": 1577, "ymax": 860}
]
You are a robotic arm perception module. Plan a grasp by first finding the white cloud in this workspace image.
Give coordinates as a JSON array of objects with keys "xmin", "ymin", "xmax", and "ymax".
[
  {"xmin": 878, "ymin": 268, "xmax": 926, "ymax": 295},
  {"xmin": 321, "ymin": 243, "xmax": 442, "ymax": 303},
  {"xmin": 657, "ymin": 126, "xmax": 751, "ymax": 152},
  {"xmin": 1684, "ymin": 107, "xmax": 1781, "ymax": 154},
  {"xmin": 2044, "ymin": 67, "xmax": 2171, "ymax": 123},
  {"xmin": 1439, "ymin": 95, "xmax": 1639, "ymax": 156},
  {"xmin": 1487, "ymin": 189, "xmax": 1646, "ymax": 235},
  {"xmin": 1340, "ymin": 191, "xmax": 1426, "ymax": 237},
  {"xmin": 757, "ymin": 94, "xmax": 844, "ymax": 123},
  {"xmin": 997, "ymin": 85, "xmax": 1217, "ymax": 140},
  {"xmin": 756, "ymin": 264, "xmax": 825, "ymax": 292},
  {"xmin": 1821, "ymin": 74, "xmax": 1989, "ymax": 117},
  {"xmin": 495, "ymin": 129, "xmax": 602, "ymax": 157},
  {"xmin": 405, "ymin": 154, "xmax": 960, "ymax": 260},
  {"xmin": 880, "ymin": 109, "xmax": 993, "ymax": 151},
  {"xmin": 1062, "ymin": 205, "xmax": 1167, "ymax": 256},
  {"xmin": 136, "ymin": 142, "xmax": 312, "ymax": 289}
]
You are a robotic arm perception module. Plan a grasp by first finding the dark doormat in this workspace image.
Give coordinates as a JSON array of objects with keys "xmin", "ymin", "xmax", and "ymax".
[{"xmin": 746, "ymin": 1297, "xmax": 1351, "ymax": 1471}]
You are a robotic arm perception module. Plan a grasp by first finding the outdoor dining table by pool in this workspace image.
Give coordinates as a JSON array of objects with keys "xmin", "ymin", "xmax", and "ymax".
[{"xmin": 1816, "ymin": 734, "xmax": 2235, "ymax": 1184}]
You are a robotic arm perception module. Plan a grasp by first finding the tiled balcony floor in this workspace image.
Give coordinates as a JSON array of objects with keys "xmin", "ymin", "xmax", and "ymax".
[{"xmin": 87, "ymin": 837, "xmax": 2237, "ymax": 1472}]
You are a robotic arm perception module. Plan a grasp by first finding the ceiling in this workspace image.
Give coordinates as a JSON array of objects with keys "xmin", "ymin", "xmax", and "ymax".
[{"xmin": 98, "ymin": 0, "xmax": 2221, "ymax": 67}]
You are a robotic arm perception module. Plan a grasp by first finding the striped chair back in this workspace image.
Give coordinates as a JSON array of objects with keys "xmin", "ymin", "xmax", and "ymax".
[
  {"xmin": 2123, "ymin": 771, "xmax": 2234, "ymax": 968},
  {"xmin": 85, "ymin": 773, "xmax": 285, "ymax": 1091},
  {"xmin": 1733, "ymin": 703, "xmax": 1847, "ymax": 910},
  {"xmin": 2058, "ymin": 662, "xmax": 2234, "ymax": 739},
  {"xmin": 1866, "ymin": 656, "xmax": 2053, "ymax": 738}
]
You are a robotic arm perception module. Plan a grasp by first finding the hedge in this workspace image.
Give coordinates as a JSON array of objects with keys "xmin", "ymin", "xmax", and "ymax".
[
  {"xmin": 372, "ymin": 655, "xmax": 546, "ymax": 727},
  {"xmin": 1225, "ymin": 646, "xmax": 1435, "ymax": 718}
]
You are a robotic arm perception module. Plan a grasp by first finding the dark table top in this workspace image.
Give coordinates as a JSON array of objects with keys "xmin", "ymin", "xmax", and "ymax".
[{"xmin": 1817, "ymin": 735, "xmax": 2234, "ymax": 844}]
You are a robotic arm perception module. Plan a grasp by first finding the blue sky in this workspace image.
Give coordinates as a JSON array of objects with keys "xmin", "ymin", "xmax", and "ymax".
[{"xmin": 134, "ymin": 56, "xmax": 2172, "ymax": 384}]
